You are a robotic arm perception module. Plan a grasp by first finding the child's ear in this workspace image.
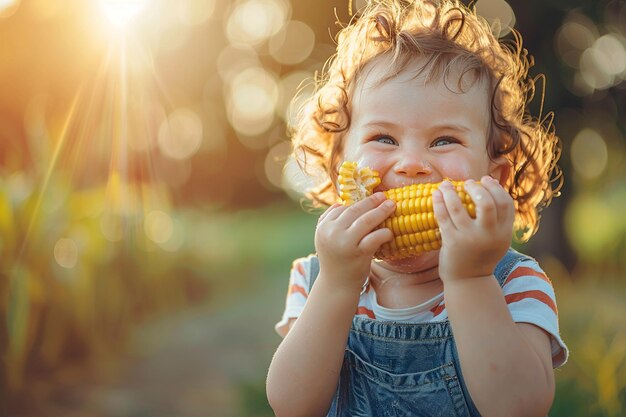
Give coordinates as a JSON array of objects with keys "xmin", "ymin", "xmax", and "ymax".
[{"xmin": 488, "ymin": 156, "xmax": 511, "ymax": 186}]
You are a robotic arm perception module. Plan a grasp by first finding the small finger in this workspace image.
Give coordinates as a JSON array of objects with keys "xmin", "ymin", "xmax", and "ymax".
[
  {"xmin": 438, "ymin": 180, "xmax": 469, "ymax": 228},
  {"xmin": 358, "ymin": 227, "xmax": 393, "ymax": 254},
  {"xmin": 464, "ymin": 179, "xmax": 497, "ymax": 226},
  {"xmin": 318, "ymin": 202, "xmax": 345, "ymax": 224},
  {"xmin": 348, "ymin": 198, "xmax": 395, "ymax": 236},
  {"xmin": 480, "ymin": 176, "xmax": 514, "ymax": 223},
  {"xmin": 336, "ymin": 192, "xmax": 387, "ymax": 226},
  {"xmin": 433, "ymin": 187, "xmax": 455, "ymax": 232}
]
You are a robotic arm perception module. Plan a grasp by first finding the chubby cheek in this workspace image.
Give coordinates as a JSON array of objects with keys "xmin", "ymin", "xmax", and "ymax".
[
  {"xmin": 341, "ymin": 133, "xmax": 385, "ymax": 168},
  {"xmin": 436, "ymin": 157, "xmax": 489, "ymax": 181},
  {"xmin": 439, "ymin": 161, "xmax": 472, "ymax": 181}
]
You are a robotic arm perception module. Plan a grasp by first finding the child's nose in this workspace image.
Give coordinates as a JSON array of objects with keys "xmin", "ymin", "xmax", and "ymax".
[{"xmin": 394, "ymin": 156, "xmax": 431, "ymax": 177}]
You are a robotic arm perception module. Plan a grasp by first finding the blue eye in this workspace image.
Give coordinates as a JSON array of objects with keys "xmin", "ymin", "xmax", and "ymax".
[
  {"xmin": 374, "ymin": 135, "xmax": 397, "ymax": 145},
  {"xmin": 432, "ymin": 137, "xmax": 456, "ymax": 147}
]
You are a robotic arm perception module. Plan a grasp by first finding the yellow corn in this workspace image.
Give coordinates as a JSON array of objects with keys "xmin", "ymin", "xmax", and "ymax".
[
  {"xmin": 337, "ymin": 161, "xmax": 476, "ymax": 260},
  {"xmin": 337, "ymin": 161, "xmax": 381, "ymax": 205}
]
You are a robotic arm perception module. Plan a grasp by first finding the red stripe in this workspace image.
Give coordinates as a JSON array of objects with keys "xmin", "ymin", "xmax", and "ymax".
[
  {"xmin": 294, "ymin": 262, "xmax": 306, "ymax": 278},
  {"xmin": 505, "ymin": 266, "xmax": 550, "ymax": 286},
  {"xmin": 288, "ymin": 284, "xmax": 308, "ymax": 299},
  {"xmin": 430, "ymin": 303, "xmax": 446, "ymax": 316},
  {"xmin": 505, "ymin": 290, "xmax": 557, "ymax": 314},
  {"xmin": 355, "ymin": 306, "xmax": 375, "ymax": 319}
]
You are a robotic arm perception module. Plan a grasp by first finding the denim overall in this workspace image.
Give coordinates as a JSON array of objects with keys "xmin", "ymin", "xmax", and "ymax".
[{"xmin": 308, "ymin": 248, "xmax": 529, "ymax": 417}]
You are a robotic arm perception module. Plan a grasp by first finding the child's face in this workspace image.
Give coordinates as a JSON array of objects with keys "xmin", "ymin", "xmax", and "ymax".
[{"xmin": 342, "ymin": 56, "xmax": 504, "ymax": 192}]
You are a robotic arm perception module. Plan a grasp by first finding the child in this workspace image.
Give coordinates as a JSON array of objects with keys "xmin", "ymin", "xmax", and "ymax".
[{"xmin": 266, "ymin": 1, "xmax": 568, "ymax": 416}]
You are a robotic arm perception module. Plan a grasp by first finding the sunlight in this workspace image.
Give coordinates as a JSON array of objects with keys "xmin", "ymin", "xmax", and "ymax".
[
  {"xmin": 99, "ymin": 0, "xmax": 147, "ymax": 27},
  {"xmin": 0, "ymin": 0, "xmax": 20, "ymax": 18}
]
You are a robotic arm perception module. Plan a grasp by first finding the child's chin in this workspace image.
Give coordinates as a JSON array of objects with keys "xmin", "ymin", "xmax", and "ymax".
[{"xmin": 376, "ymin": 250, "xmax": 440, "ymax": 273}]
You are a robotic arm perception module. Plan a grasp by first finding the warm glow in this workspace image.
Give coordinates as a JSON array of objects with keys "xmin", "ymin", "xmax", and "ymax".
[
  {"xmin": 99, "ymin": 0, "xmax": 147, "ymax": 27},
  {"xmin": 0, "ymin": 0, "xmax": 20, "ymax": 18}
]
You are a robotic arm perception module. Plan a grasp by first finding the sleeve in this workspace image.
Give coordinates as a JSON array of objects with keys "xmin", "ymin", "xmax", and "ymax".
[
  {"xmin": 274, "ymin": 255, "xmax": 314, "ymax": 337},
  {"xmin": 502, "ymin": 258, "xmax": 569, "ymax": 368}
]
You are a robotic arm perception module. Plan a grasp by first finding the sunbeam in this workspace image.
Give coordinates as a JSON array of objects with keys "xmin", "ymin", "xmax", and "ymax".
[{"xmin": 98, "ymin": 0, "xmax": 148, "ymax": 28}]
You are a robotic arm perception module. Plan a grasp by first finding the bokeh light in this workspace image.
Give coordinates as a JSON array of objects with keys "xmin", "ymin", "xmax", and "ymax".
[
  {"xmin": 54, "ymin": 238, "xmax": 79, "ymax": 269},
  {"xmin": 226, "ymin": 66, "xmax": 279, "ymax": 139},
  {"xmin": 580, "ymin": 38, "xmax": 620, "ymax": 90},
  {"xmin": 565, "ymin": 195, "xmax": 621, "ymax": 261},
  {"xmin": 157, "ymin": 108, "xmax": 203, "ymax": 160},
  {"xmin": 570, "ymin": 128, "xmax": 609, "ymax": 180},
  {"xmin": 225, "ymin": 0, "xmax": 290, "ymax": 47},
  {"xmin": 555, "ymin": 13, "xmax": 598, "ymax": 68},
  {"xmin": 176, "ymin": 0, "xmax": 216, "ymax": 26},
  {"xmin": 556, "ymin": 9, "xmax": 626, "ymax": 95},
  {"xmin": 475, "ymin": 0, "xmax": 515, "ymax": 37},
  {"xmin": 216, "ymin": 44, "xmax": 262, "ymax": 84},
  {"xmin": 144, "ymin": 210, "xmax": 173, "ymax": 244},
  {"xmin": 264, "ymin": 141, "xmax": 291, "ymax": 189},
  {"xmin": 268, "ymin": 20, "xmax": 316, "ymax": 65}
]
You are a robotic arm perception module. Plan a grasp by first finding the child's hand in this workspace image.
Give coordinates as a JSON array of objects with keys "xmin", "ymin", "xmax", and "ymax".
[
  {"xmin": 433, "ymin": 176, "xmax": 514, "ymax": 283},
  {"xmin": 315, "ymin": 192, "xmax": 395, "ymax": 291}
]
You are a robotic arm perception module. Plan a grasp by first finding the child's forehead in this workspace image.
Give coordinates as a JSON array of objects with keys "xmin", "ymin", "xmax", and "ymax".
[{"xmin": 354, "ymin": 54, "xmax": 486, "ymax": 97}]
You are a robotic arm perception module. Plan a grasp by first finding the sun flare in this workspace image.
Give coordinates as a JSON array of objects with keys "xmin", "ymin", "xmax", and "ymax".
[{"xmin": 98, "ymin": 0, "xmax": 147, "ymax": 27}]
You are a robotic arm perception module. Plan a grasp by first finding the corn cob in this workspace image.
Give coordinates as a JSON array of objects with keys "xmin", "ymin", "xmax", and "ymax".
[
  {"xmin": 337, "ymin": 161, "xmax": 381, "ymax": 204},
  {"xmin": 337, "ymin": 161, "xmax": 476, "ymax": 260}
]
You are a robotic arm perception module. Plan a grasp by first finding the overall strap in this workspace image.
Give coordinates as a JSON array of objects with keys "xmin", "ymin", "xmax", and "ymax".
[
  {"xmin": 308, "ymin": 255, "xmax": 320, "ymax": 291},
  {"xmin": 493, "ymin": 248, "xmax": 531, "ymax": 287}
]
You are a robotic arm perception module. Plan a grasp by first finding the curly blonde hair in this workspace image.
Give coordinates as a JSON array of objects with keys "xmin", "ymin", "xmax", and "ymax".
[{"xmin": 289, "ymin": 0, "xmax": 562, "ymax": 242}]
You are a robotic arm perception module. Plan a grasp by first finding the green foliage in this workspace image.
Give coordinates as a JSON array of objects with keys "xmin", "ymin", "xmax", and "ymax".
[
  {"xmin": 237, "ymin": 380, "xmax": 275, "ymax": 417},
  {"xmin": 550, "ymin": 279, "xmax": 626, "ymax": 416}
]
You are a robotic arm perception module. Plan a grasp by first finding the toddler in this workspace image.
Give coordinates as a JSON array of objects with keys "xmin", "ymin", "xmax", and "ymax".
[{"xmin": 267, "ymin": 1, "xmax": 568, "ymax": 416}]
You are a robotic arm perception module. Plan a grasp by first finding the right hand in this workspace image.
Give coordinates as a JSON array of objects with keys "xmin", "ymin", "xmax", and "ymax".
[{"xmin": 314, "ymin": 192, "xmax": 395, "ymax": 291}]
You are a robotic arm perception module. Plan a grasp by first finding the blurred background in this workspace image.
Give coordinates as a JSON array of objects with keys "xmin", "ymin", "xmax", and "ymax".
[{"xmin": 0, "ymin": 0, "xmax": 624, "ymax": 416}]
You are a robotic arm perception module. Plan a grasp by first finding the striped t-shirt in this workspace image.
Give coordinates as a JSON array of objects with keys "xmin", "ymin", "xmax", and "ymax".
[{"xmin": 275, "ymin": 254, "xmax": 568, "ymax": 368}]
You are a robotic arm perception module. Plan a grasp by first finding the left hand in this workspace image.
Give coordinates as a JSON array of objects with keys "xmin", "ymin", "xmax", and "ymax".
[{"xmin": 432, "ymin": 176, "xmax": 514, "ymax": 283}]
